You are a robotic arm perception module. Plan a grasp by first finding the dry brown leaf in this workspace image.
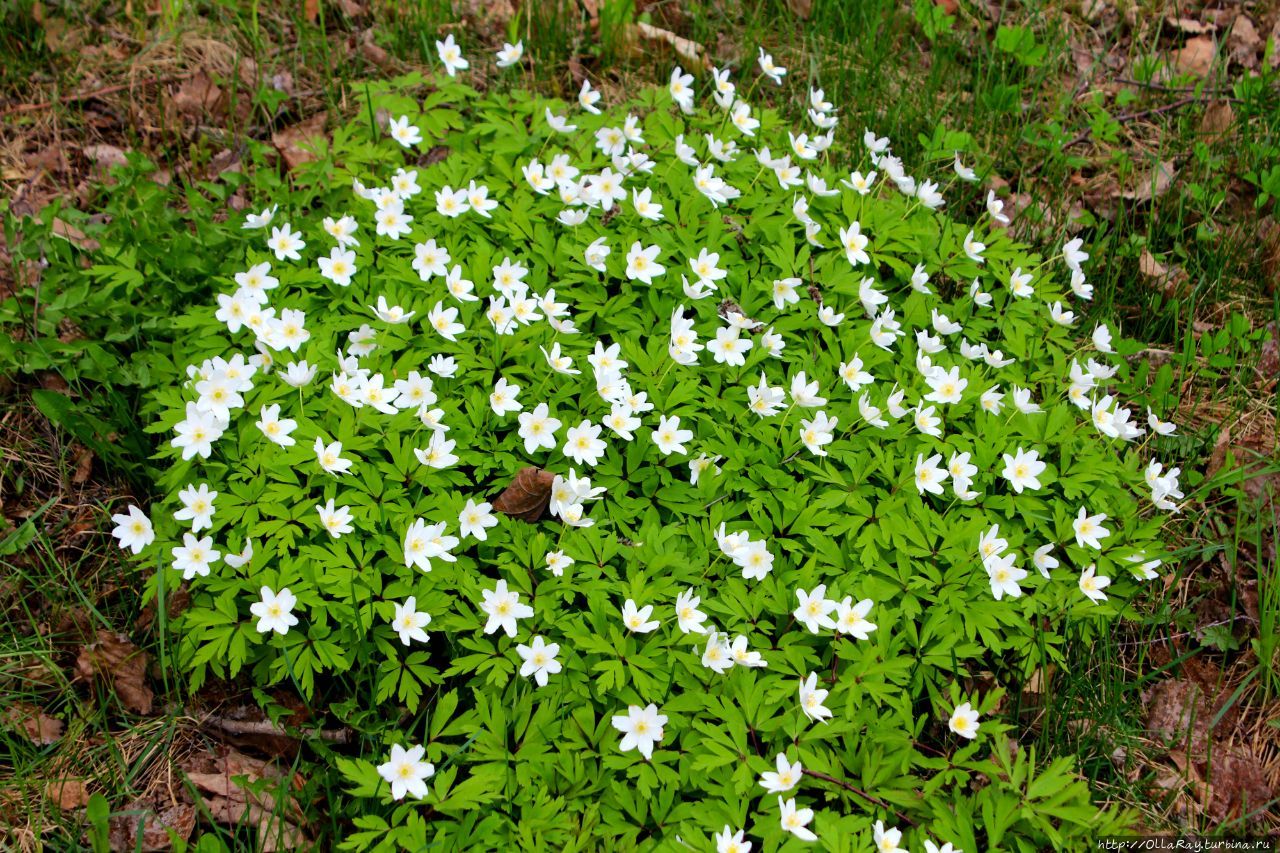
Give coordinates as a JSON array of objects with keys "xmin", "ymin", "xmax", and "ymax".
[
  {"xmin": 72, "ymin": 446, "xmax": 95, "ymax": 484},
  {"xmin": 51, "ymin": 218, "xmax": 100, "ymax": 251},
  {"xmin": 1227, "ymin": 15, "xmax": 1261, "ymax": 69},
  {"xmin": 83, "ymin": 144, "xmax": 129, "ymax": 169},
  {"xmin": 186, "ymin": 749, "xmax": 306, "ymax": 851},
  {"xmin": 624, "ymin": 22, "xmax": 710, "ymax": 71},
  {"xmin": 492, "ymin": 467, "xmax": 555, "ymax": 522},
  {"xmin": 75, "ymin": 632, "xmax": 154, "ymax": 715},
  {"xmin": 1199, "ymin": 101, "xmax": 1234, "ymax": 141},
  {"xmin": 1258, "ymin": 216, "xmax": 1280, "ymax": 289},
  {"xmin": 303, "ymin": 0, "xmax": 319, "ymax": 23},
  {"xmin": 45, "ymin": 778, "xmax": 91, "ymax": 810},
  {"xmin": 1, "ymin": 702, "xmax": 63, "ymax": 744},
  {"xmin": 108, "ymin": 801, "xmax": 196, "ymax": 852},
  {"xmin": 1138, "ymin": 250, "xmax": 1189, "ymax": 295},
  {"xmin": 1118, "ymin": 159, "xmax": 1176, "ymax": 203},
  {"xmin": 787, "ymin": 0, "xmax": 813, "ymax": 18},
  {"xmin": 1174, "ymin": 37, "xmax": 1216, "ymax": 77},
  {"xmin": 170, "ymin": 71, "xmax": 225, "ymax": 120},
  {"xmin": 271, "ymin": 113, "xmax": 328, "ymax": 172},
  {"xmin": 1165, "ymin": 16, "xmax": 1215, "ymax": 34}
]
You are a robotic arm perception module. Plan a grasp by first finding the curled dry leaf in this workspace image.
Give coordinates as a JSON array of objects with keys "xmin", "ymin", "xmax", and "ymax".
[
  {"xmin": 624, "ymin": 22, "xmax": 710, "ymax": 71},
  {"xmin": 45, "ymin": 778, "xmax": 91, "ymax": 810},
  {"xmin": 185, "ymin": 749, "xmax": 306, "ymax": 851},
  {"xmin": 272, "ymin": 113, "xmax": 329, "ymax": 173},
  {"xmin": 1227, "ymin": 15, "xmax": 1261, "ymax": 69},
  {"xmin": 108, "ymin": 801, "xmax": 197, "ymax": 853},
  {"xmin": 1173, "ymin": 36, "xmax": 1216, "ymax": 77},
  {"xmin": 74, "ymin": 631, "xmax": 154, "ymax": 715},
  {"xmin": 492, "ymin": 467, "xmax": 555, "ymax": 522},
  {"xmin": 1, "ymin": 702, "xmax": 63, "ymax": 744},
  {"xmin": 1138, "ymin": 250, "xmax": 1189, "ymax": 295},
  {"xmin": 1118, "ymin": 159, "xmax": 1176, "ymax": 203}
]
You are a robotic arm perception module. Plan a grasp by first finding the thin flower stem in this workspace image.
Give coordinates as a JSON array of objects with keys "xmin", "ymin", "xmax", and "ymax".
[{"xmin": 800, "ymin": 769, "xmax": 918, "ymax": 827}]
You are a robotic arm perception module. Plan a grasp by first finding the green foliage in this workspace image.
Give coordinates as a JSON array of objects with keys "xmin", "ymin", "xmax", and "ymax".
[{"xmin": 112, "ymin": 70, "xmax": 1173, "ymax": 849}]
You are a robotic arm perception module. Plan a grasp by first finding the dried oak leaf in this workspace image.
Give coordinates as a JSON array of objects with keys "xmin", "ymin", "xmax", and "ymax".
[
  {"xmin": 108, "ymin": 801, "xmax": 196, "ymax": 852},
  {"xmin": 1, "ymin": 702, "xmax": 63, "ymax": 744},
  {"xmin": 492, "ymin": 467, "xmax": 555, "ymax": 521},
  {"xmin": 1174, "ymin": 36, "xmax": 1216, "ymax": 77},
  {"xmin": 45, "ymin": 778, "xmax": 91, "ymax": 810},
  {"xmin": 1138, "ymin": 250, "xmax": 1189, "ymax": 296},
  {"xmin": 1118, "ymin": 159, "xmax": 1176, "ymax": 203},
  {"xmin": 272, "ymin": 113, "xmax": 328, "ymax": 173},
  {"xmin": 75, "ymin": 632, "xmax": 154, "ymax": 715},
  {"xmin": 186, "ymin": 749, "xmax": 306, "ymax": 851}
]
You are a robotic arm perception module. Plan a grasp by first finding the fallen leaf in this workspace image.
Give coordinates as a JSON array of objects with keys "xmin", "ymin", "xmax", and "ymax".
[
  {"xmin": 186, "ymin": 749, "xmax": 306, "ymax": 851},
  {"xmin": 303, "ymin": 0, "xmax": 319, "ymax": 23},
  {"xmin": 787, "ymin": 0, "xmax": 813, "ymax": 18},
  {"xmin": 1118, "ymin": 159, "xmax": 1176, "ymax": 203},
  {"xmin": 1, "ymin": 702, "xmax": 63, "ymax": 744},
  {"xmin": 45, "ymin": 778, "xmax": 91, "ymax": 810},
  {"xmin": 1199, "ymin": 101, "xmax": 1234, "ymax": 141},
  {"xmin": 1258, "ymin": 216, "xmax": 1280, "ymax": 289},
  {"xmin": 72, "ymin": 446, "xmax": 95, "ymax": 484},
  {"xmin": 1138, "ymin": 250, "xmax": 1189, "ymax": 295},
  {"xmin": 271, "ymin": 113, "xmax": 328, "ymax": 172},
  {"xmin": 109, "ymin": 801, "xmax": 196, "ymax": 852},
  {"xmin": 1227, "ymin": 15, "xmax": 1261, "ymax": 69},
  {"xmin": 623, "ymin": 22, "xmax": 710, "ymax": 70},
  {"xmin": 75, "ymin": 632, "xmax": 154, "ymax": 715},
  {"xmin": 492, "ymin": 467, "xmax": 555, "ymax": 521},
  {"xmin": 1174, "ymin": 36, "xmax": 1216, "ymax": 77},
  {"xmin": 1165, "ymin": 16, "xmax": 1215, "ymax": 34},
  {"xmin": 51, "ymin": 218, "xmax": 100, "ymax": 251},
  {"xmin": 169, "ymin": 71, "xmax": 224, "ymax": 121},
  {"xmin": 82, "ymin": 144, "xmax": 128, "ymax": 169}
]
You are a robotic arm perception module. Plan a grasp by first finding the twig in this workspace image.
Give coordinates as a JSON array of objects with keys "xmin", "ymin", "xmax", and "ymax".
[
  {"xmin": 1114, "ymin": 77, "xmax": 1240, "ymax": 98},
  {"xmin": 1113, "ymin": 616, "xmax": 1256, "ymax": 649},
  {"xmin": 1063, "ymin": 94, "xmax": 1214, "ymax": 148},
  {"xmin": 202, "ymin": 714, "xmax": 353, "ymax": 743},
  {"xmin": 0, "ymin": 76, "xmax": 182, "ymax": 117},
  {"xmin": 801, "ymin": 769, "xmax": 918, "ymax": 827}
]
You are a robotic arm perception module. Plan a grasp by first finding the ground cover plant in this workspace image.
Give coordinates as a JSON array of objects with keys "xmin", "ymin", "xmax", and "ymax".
[
  {"xmin": 100, "ymin": 44, "xmax": 1201, "ymax": 846},
  {"xmin": 2, "ymin": 1, "xmax": 1279, "ymax": 850}
]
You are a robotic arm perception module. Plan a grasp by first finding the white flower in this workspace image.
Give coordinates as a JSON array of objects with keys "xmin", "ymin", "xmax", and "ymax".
[
  {"xmin": 875, "ymin": 821, "xmax": 904, "ymax": 853},
  {"xmin": 759, "ymin": 753, "xmax": 803, "ymax": 793},
  {"xmin": 517, "ymin": 403, "xmax": 561, "ymax": 454},
  {"xmin": 495, "ymin": 40, "xmax": 523, "ymax": 67},
  {"xmin": 545, "ymin": 550, "xmax": 573, "ymax": 577},
  {"xmin": 651, "ymin": 414, "xmax": 693, "ymax": 456},
  {"xmin": 242, "ymin": 205, "xmax": 276, "ymax": 230},
  {"xmin": 316, "ymin": 499, "xmax": 354, "ymax": 539},
  {"xmin": 1033, "ymin": 544, "xmax": 1059, "ymax": 578},
  {"xmin": 314, "ymin": 437, "xmax": 353, "ymax": 475},
  {"xmin": 388, "ymin": 115, "xmax": 422, "ymax": 148},
  {"xmin": 835, "ymin": 597, "xmax": 877, "ymax": 639},
  {"xmin": 171, "ymin": 533, "xmax": 219, "ymax": 579},
  {"xmin": 435, "ymin": 33, "xmax": 468, "ymax": 76},
  {"xmin": 715, "ymin": 826, "xmax": 752, "ymax": 853},
  {"xmin": 914, "ymin": 453, "xmax": 948, "ymax": 495},
  {"xmin": 318, "ymin": 247, "xmax": 357, "ymax": 286},
  {"xmin": 621, "ymin": 599, "xmax": 660, "ymax": 633},
  {"xmin": 986, "ymin": 553, "xmax": 1027, "ymax": 600},
  {"xmin": 110, "ymin": 505, "xmax": 154, "ymax": 554},
  {"xmin": 391, "ymin": 597, "xmax": 431, "ymax": 645},
  {"xmin": 250, "ymin": 586, "xmax": 298, "ymax": 635},
  {"xmin": 625, "ymin": 241, "xmax": 665, "ymax": 284},
  {"xmin": 1079, "ymin": 564, "xmax": 1112, "ymax": 603},
  {"xmin": 948, "ymin": 702, "xmax": 980, "ymax": 739},
  {"xmin": 794, "ymin": 584, "xmax": 837, "ymax": 633},
  {"xmin": 1073, "ymin": 507, "xmax": 1110, "ymax": 549},
  {"xmin": 458, "ymin": 499, "xmax": 498, "ymax": 541},
  {"xmin": 757, "ymin": 47, "xmax": 786, "ymax": 84},
  {"xmin": 516, "ymin": 636, "xmax": 561, "ymax": 687},
  {"xmin": 611, "ymin": 703, "xmax": 667, "ymax": 759},
  {"xmin": 778, "ymin": 796, "xmax": 817, "ymax": 842},
  {"xmin": 1001, "ymin": 447, "xmax": 1046, "ymax": 493},
  {"xmin": 563, "ymin": 420, "xmax": 607, "ymax": 467},
  {"xmin": 674, "ymin": 589, "xmax": 707, "ymax": 634},
  {"xmin": 376, "ymin": 744, "xmax": 434, "ymax": 801},
  {"xmin": 480, "ymin": 579, "xmax": 534, "ymax": 637},
  {"xmin": 797, "ymin": 672, "xmax": 831, "ymax": 722},
  {"xmin": 175, "ymin": 482, "xmax": 217, "ymax": 532}
]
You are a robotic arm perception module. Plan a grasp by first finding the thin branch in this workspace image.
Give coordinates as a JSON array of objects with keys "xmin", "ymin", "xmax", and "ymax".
[
  {"xmin": 202, "ymin": 714, "xmax": 353, "ymax": 744},
  {"xmin": 801, "ymin": 769, "xmax": 918, "ymax": 827},
  {"xmin": 0, "ymin": 76, "xmax": 183, "ymax": 117}
]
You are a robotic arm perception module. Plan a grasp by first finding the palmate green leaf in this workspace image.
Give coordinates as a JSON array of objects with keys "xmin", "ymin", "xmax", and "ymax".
[{"xmin": 111, "ymin": 64, "xmax": 1184, "ymax": 851}]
